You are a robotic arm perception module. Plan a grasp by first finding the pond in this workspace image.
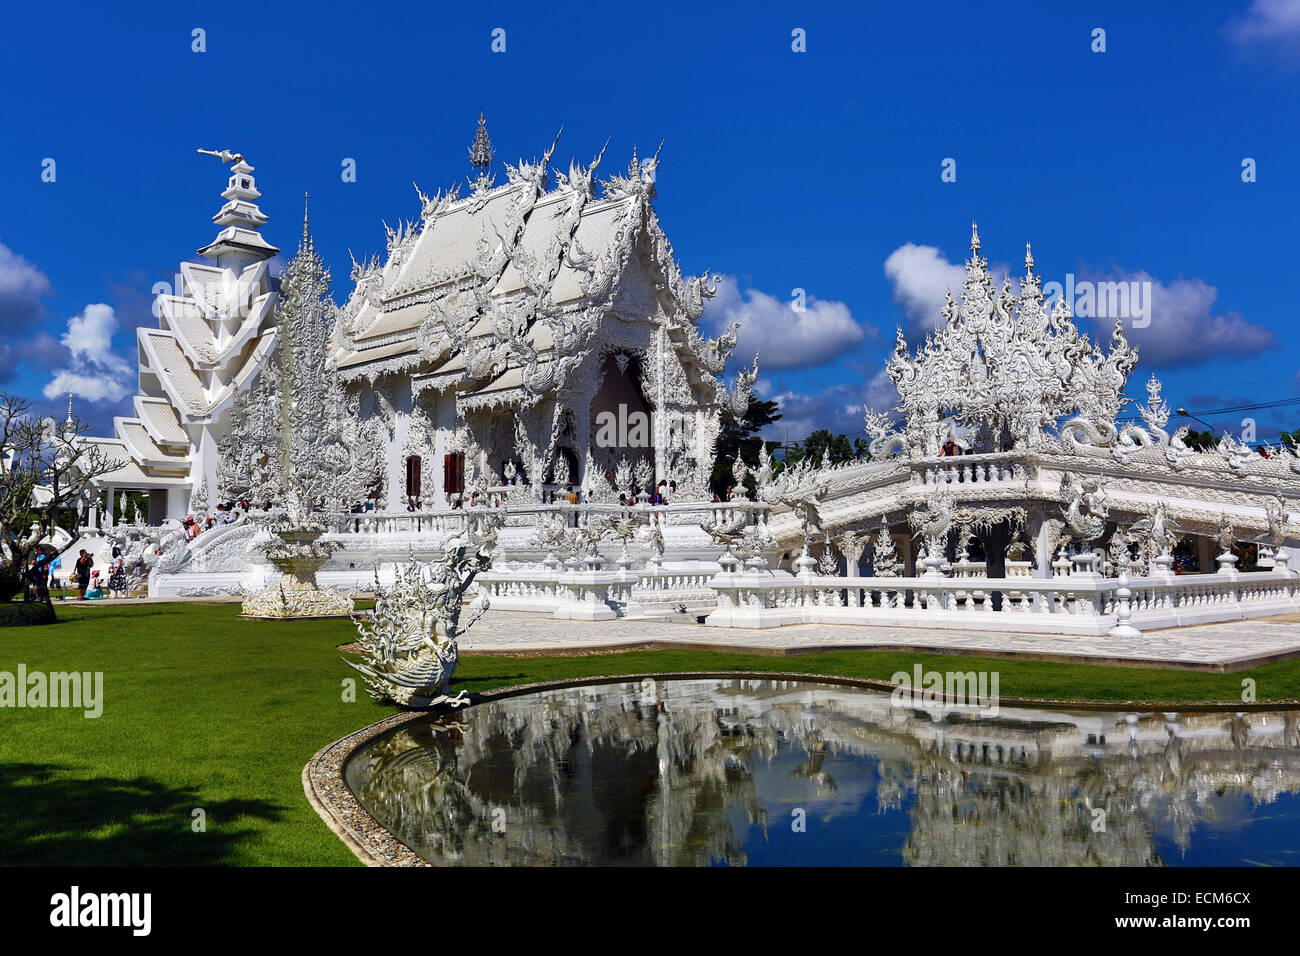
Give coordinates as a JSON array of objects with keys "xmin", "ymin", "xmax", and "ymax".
[{"xmin": 344, "ymin": 677, "xmax": 1300, "ymax": 866}]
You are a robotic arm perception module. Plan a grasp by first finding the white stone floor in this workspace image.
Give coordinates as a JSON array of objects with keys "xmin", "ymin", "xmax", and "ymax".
[{"xmin": 459, "ymin": 610, "xmax": 1300, "ymax": 671}]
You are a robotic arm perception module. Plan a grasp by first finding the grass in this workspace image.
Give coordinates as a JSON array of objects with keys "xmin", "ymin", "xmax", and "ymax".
[{"xmin": 1, "ymin": 601, "xmax": 1298, "ymax": 866}]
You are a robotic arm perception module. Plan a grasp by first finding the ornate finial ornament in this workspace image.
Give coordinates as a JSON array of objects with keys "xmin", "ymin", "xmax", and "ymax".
[
  {"xmin": 970, "ymin": 220, "xmax": 981, "ymax": 253},
  {"xmin": 301, "ymin": 190, "xmax": 311, "ymax": 250},
  {"xmin": 196, "ymin": 147, "xmax": 245, "ymax": 165},
  {"xmin": 1024, "ymin": 241, "xmax": 1034, "ymax": 273},
  {"xmin": 886, "ymin": 230, "xmax": 1139, "ymax": 453},
  {"xmin": 469, "ymin": 111, "xmax": 495, "ymax": 169}
]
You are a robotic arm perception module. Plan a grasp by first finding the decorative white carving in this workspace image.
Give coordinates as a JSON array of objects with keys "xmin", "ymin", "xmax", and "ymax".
[{"xmin": 347, "ymin": 513, "xmax": 503, "ymax": 708}]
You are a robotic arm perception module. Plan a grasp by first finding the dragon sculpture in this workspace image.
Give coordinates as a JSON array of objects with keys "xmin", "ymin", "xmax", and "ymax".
[
  {"xmin": 347, "ymin": 513, "xmax": 503, "ymax": 708},
  {"xmin": 1059, "ymin": 472, "xmax": 1109, "ymax": 548}
]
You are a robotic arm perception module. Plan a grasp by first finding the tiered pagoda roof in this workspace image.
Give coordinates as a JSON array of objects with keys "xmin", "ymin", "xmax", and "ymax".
[{"xmin": 85, "ymin": 152, "xmax": 280, "ymax": 491}]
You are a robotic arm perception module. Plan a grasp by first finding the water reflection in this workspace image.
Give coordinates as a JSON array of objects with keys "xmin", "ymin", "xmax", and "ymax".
[{"xmin": 344, "ymin": 678, "xmax": 1300, "ymax": 866}]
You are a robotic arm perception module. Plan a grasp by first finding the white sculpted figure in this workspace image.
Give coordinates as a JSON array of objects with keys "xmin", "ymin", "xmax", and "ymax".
[
  {"xmin": 347, "ymin": 513, "xmax": 502, "ymax": 708},
  {"xmin": 871, "ymin": 518, "xmax": 900, "ymax": 577},
  {"xmin": 1059, "ymin": 472, "xmax": 1108, "ymax": 546}
]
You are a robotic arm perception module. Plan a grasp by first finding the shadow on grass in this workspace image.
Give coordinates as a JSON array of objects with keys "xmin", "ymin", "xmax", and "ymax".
[{"xmin": 0, "ymin": 762, "xmax": 283, "ymax": 866}]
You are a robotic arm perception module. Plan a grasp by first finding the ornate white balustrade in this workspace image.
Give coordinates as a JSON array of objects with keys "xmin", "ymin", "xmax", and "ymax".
[
  {"xmin": 911, "ymin": 452, "xmax": 1029, "ymax": 488},
  {"xmin": 327, "ymin": 499, "xmax": 771, "ymax": 537},
  {"xmin": 477, "ymin": 562, "xmax": 718, "ymax": 620},
  {"xmin": 704, "ymin": 564, "xmax": 1300, "ymax": 636}
]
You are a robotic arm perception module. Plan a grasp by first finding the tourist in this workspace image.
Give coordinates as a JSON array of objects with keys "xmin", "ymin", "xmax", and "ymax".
[
  {"xmin": 108, "ymin": 547, "xmax": 128, "ymax": 599},
  {"xmin": 565, "ymin": 484, "xmax": 579, "ymax": 505},
  {"xmin": 406, "ymin": 496, "xmax": 416, "ymax": 512},
  {"xmin": 619, "ymin": 493, "xmax": 628, "ymax": 507},
  {"xmin": 941, "ymin": 439, "xmax": 958, "ymax": 457},
  {"xmin": 23, "ymin": 559, "xmax": 41, "ymax": 602},
  {"xmin": 74, "ymin": 549, "xmax": 93, "ymax": 599},
  {"xmin": 668, "ymin": 480, "xmax": 676, "ymax": 502},
  {"xmin": 33, "ymin": 555, "xmax": 51, "ymax": 601}
]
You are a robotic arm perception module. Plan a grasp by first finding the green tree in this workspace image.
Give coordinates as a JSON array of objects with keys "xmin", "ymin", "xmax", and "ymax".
[
  {"xmin": 787, "ymin": 429, "xmax": 871, "ymax": 468},
  {"xmin": 1, "ymin": 392, "xmax": 121, "ymax": 605},
  {"xmin": 710, "ymin": 397, "xmax": 781, "ymax": 499},
  {"xmin": 1183, "ymin": 428, "xmax": 1219, "ymax": 452}
]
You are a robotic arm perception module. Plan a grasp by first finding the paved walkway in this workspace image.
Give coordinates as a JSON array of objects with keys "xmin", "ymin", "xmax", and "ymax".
[
  {"xmin": 51, "ymin": 596, "xmax": 1300, "ymax": 671},
  {"xmin": 459, "ymin": 610, "xmax": 1300, "ymax": 672}
]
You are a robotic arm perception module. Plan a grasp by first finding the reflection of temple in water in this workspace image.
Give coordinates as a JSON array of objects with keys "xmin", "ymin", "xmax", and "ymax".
[{"xmin": 344, "ymin": 679, "xmax": 1300, "ymax": 866}]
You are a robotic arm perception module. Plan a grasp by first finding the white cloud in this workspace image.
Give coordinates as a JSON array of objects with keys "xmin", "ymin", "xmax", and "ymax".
[
  {"xmin": 43, "ymin": 304, "xmax": 133, "ymax": 404},
  {"xmin": 1076, "ymin": 269, "xmax": 1274, "ymax": 367},
  {"xmin": 702, "ymin": 277, "xmax": 871, "ymax": 369},
  {"xmin": 762, "ymin": 371, "xmax": 899, "ymax": 440},
  {"xmin": 1228, "ymin": 0, "xmax": 1300, "ymax": 53},
  {"xmin": 881, "ymin": 240, "xmax": 1274, "ymax": 368},
  {"xmin": 60, "ymin": 303, "xmax": 122, "ymax": 363},
  {"xmin": 44, "ymin": 370, "xmax": 131, "ymax": 404},
  {"xmin": 0, "ymin": 237, "xmax": 52, "ymax": 331},
  {"xmin": 883, "ymin": 243, "xmax": 966, "ymax": 335}
]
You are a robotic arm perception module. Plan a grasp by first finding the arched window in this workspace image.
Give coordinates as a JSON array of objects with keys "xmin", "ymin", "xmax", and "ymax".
[{"xmin": 405, "ymin": 456, "xmax": 421, "ymax": 498}]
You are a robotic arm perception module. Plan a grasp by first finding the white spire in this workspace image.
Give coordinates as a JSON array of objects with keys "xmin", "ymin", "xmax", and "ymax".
[{"xmin": 194, "ymin": 148, "xmax": 279, "ymax": 262}]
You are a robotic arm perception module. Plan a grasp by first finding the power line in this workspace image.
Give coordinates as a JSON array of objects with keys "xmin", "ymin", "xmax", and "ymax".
[{"xmin": 1176, "ymin": 397, "xmax": 1300, "ymax": 416}]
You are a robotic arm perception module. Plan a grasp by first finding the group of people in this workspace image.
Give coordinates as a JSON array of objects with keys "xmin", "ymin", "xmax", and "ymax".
[
  {"xmin": 52, "ymin": 548, "xmax": 132, "ymax": 601},
  {"xmin": 22, "ymin": 552, "xmax": 55, "ymax": 602},
  {"xmin": 182, "ymin": 503, "xmax": 244, "ymax": 541}
]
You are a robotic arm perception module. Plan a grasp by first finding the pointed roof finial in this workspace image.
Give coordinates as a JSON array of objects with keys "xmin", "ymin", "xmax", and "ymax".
[
  {"xmin": 61, "ymin": 392, "xmax": 75, "ymax": 439},
  {"xmin": 1024, "ymin": 241, "xmax": 1034, "ymax": 273},
  {"xmin": 469, "ymin": 111, "xmax": 495, "ymax": 169},
  {"xmin": 302, "ymin": 190, "xmax": 310, "ymax": 245},
  {"xmin": 970, "ymin": 220, "xmax": 981, "ymax": 253}
]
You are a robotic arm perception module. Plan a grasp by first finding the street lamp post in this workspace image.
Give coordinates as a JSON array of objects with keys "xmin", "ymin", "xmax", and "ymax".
[{"xmin": 1176, "ymin": 408, "xmax": 1217, "ymax": 432}]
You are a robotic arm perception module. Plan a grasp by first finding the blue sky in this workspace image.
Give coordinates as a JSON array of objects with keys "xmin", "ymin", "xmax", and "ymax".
[{"xmin": 2, "ymin": 0, "xmax": 1299, "ymax": 443}]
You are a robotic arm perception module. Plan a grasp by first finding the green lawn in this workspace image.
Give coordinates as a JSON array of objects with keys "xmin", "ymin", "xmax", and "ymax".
[{"xmin": 2, "ymin": 602, "xmax": 1298, "ymax": 866}]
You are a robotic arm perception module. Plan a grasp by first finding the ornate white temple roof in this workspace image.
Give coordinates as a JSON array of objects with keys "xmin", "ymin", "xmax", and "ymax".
[
  {"xmin": 134, "ymin": 396, "xmax": 188, "ymax": 446},
  {"xmin": 84, "ymin": 152, "xmax": 282, "ymax": 496},
  {"xmin": 331, "ymin": 126, "xmax": 729, "ymax": 414},
  {"xmin": 80, "ymin": 437, "xmax": 182, "ymax": 488},
  {"xmin": 884, "ymin": 224, "xmax": 1138, "ymax": 454}
]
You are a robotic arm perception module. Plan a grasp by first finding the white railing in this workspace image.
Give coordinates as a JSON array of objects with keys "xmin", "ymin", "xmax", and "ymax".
[
  {"xmin": 705, "ymin": 564, "xmax": 1300, "ymax": 636},
  {"xmin": 327, "ymin": 499, "xmax": 771, "ymax": 536},
  {"xmin": 477, "ymin": 561, "xmax": 720, "ymax": 620},
  {"xmin": 910, "ymin": 452, "xmax": 1029, "ymax": 488}
]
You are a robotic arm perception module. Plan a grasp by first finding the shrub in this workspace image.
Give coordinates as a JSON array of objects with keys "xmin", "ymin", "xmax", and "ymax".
[{"xmin": 0, "ymin": 601, "xmax": 56, "ymax": 627}]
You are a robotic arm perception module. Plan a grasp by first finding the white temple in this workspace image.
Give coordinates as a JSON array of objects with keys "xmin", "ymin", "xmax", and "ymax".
[
  {"xmin": 71, "ymin": 125, "xmax": 1300, "ymax": 639},
  {"xmin": 79, "ymin": 150, "xmax": 279, "ymax": 525}
]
